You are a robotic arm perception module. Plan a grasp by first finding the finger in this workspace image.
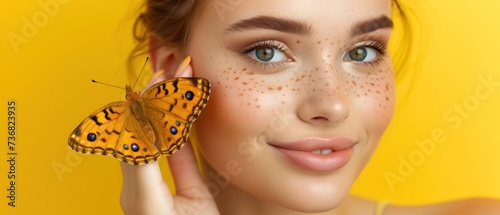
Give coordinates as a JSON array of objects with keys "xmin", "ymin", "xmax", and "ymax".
[
  {"xmin": 121, "ymin": 161, "xmax": 174, "ymax": 214},
  {"xmin": 174, "ymin": 56, "xmax": 193, "ymax": 78},
  {"xmin": 134, "ymin": 162, "xmax": 172, "ymax": 198},
  {"xmin": 120, "ymin": 162, "xmax": 135, "ymax": 212},
  {"xmin": 168, "ymin": 141, "xmax": 210, "ymax": 199}
]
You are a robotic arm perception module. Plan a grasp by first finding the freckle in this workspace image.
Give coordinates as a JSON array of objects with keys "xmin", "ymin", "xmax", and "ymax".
[
  {"xmin": 247, "ymin": 71, "xmax": 255, "ymax": 75},
  {"xmin": 385, "ymin": 97, "xmax": 389, "ymax": 101},
  {"xmin": 327, "ymin": 54, "xmax": 331, "ymax": 57},
  {"xmin": 370, "ymin": 83, "xmax": 375, "ymax": 86},
  {"xmin": 268, "ymin": 87, "xmax": 274, "ymax": 90},
  {"xmin": 281, "ymin": 101, "xmax": 285, "ymax": 104},
  {"xmin": 277, "ymin": 86, "xmax": 282, "ymax": 90},
  {"xmin": 325, "ymin": 38, "xmax": 328, "ymax": 41},
  {"xmin": 301, "ymin": 75, "xmax": 305, "ymax": 78},
  {"xmin": 357, "ymin": 94, "xmax": 360, "ymax": 97},
  {"xmin": 317, "ymin": 40, "xmax": 321, "ymax": 44},
  {"xmin": 217, "ymin": 81, "xmax": 221, "ymax": 85},
  {"xmin": 326, "ymin": 83, "xmax": 329, "ymax": 86},
  {"xmin": 315, "ymin": 68, "xmax": 319, "ymax": 71},
  {"xmin": 256, "ymin": 105, "xmax": 260, "ymax": 109},
  {"xmin": 243, "ymin": 82, "xmax": 247, "ymax": 85},
  {"xmin": 352, "ymin": 80, "xmax": 357, "ymax": 86},
  {"xmin": 385, "ymin": 85, "xmax": 389, "ymax": 91},
  {"xmin": 296, "ymin": 40, "xmax": 301, "ymax": 44},
  {"xmin": 238, "ymin": 93, "xmax": 243, "ymax": 96},
  {"xmin": 330, "ymin": 42, "xmax": 334, "ymax": 45},
  {"xmin": 234, "ymin": 77, "xmax": 239, "ymax": 80},
  {"xmin": 248, "ymin": 88, "xmax": 252, "ymax": 91},
  {"xmin": 368, "ymin": 89, "xmax": 371, "ymax": 92},
  {"xmin": 233, "ymin": 71, "xmax": 237, "ymax": 74},
  {"xmin": 295, "ymin": 78, "xmax": 301, "ymax": 82},
  {"xmin": 364, "ymin": 93, "xmax": 368, "ymax": 96},
  {"xmin": 242, "ymin": 67, "xmax": 247, "ymax": 71},
  {"xmin": 228, "ymin": 67, "xmax": 232, "ymax": 70},
  {"xmin": 376, "ymin": 90, "xmax": 380, "ymax": 94},
  {"xmin": 247, "ymin": 103, "xmax": 251, "ymax": 105}
]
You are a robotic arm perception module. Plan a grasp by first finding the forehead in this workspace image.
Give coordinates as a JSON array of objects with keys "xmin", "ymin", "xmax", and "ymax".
[{"xmin": 199, "ymin": 0, "xmax": 392, "ymax": 35}]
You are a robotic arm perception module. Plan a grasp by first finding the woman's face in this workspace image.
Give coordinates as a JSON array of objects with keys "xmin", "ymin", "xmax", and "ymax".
[{"xmin": 185, "ymin": 0, "xmax": 394, "ymax": 212}]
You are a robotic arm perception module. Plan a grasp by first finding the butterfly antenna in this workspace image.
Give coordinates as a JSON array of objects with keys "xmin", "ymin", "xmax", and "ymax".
[
  {"xmin": 91, "ymin": 80, "xmax": 125, "ymax": 90},
  {"xmin": 132, "ymin": 56, "xmax": 150, "ymax": 90}
]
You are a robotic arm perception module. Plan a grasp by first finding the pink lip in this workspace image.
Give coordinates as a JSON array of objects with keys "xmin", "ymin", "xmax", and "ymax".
[{"xmin": 270, "ymin": 137, "xmax": 356, "ymax": 172}]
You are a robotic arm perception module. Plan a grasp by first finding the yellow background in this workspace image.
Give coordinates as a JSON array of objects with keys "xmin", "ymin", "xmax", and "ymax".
[{"xmin": 1, "ymin": 0, "xmax": 499, "ymax": 214}]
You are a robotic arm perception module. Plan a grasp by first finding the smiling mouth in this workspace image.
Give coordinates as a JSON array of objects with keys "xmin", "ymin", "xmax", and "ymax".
[{"xmin": 270, "ymin": 137, "xmax": 356, "ymax": 172}]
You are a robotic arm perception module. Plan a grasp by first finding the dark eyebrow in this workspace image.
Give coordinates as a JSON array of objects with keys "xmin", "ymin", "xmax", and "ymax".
[
  {"xmin": 350, "ymin": 16, "xmax": 393, "ymax": 37},
  {"xmin": 225, "ymin": 16, "xmax": 313, "ymax": 36}
]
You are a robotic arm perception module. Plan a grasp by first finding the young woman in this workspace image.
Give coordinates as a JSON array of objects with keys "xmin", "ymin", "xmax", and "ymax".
[{"xmin": 119, "ymin": 0, "xmax": 500, "ymax": 214}]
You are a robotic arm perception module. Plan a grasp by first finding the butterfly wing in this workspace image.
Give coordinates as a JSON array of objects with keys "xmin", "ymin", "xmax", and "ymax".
[
  {"xmin": 68, "ymin": 101, "xmax": 161, "ymax": 165},
  {"xmin": 141, "ymin": 77, "xmax": 210, "ymax": 155}
]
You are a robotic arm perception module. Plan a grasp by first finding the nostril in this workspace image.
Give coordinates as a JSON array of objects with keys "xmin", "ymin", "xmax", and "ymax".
[{"xmin": 311, "ymin": 116, "xmax": 329, "ymax": 121}]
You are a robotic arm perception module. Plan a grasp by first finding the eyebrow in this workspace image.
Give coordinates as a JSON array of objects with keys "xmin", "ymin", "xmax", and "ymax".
[
  {"xmin": 225, "ymin": 16, "xmax": 313, "ymax": 36},
  {"xmin": 225, "ymin": 15, "xmax": 393, "ymax": 37},
  {"xmin": 350, "ymin": 16, "xmax": 393, "ymax": 37}
]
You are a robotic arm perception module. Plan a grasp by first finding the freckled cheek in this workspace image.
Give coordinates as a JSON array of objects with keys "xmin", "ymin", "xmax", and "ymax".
[
  {"xmin": 193, "ymin": 65, "xmax": 283, "ymax": 160},
  {"xmin": 349, "ymin": 71, "xmax": 395, "ymax": 131}
]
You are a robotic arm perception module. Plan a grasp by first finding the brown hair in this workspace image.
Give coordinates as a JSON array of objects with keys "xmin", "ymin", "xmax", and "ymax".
[{"xmin": 128, "ymin": 0, "xmax": 426, "ymax": 83}]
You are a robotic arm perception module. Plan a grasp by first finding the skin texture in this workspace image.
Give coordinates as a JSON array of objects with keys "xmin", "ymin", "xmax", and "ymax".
[{"xmin": 120, "ymin": 0, "xmax": 500, "ymax": 214}]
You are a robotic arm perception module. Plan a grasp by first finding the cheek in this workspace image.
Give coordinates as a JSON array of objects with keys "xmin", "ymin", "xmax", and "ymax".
[
  {"xmin": 349, "ymin": 67, "xmax": 395, "ymax": 134},
  {"xmin": 191, "ymin": 59, "xmax": 285, "ymax": 167}
]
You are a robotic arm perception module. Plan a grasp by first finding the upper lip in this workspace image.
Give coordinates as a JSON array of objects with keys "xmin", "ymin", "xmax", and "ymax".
[{"xmin": 270, "ymin": 137, "xmax": 357, "ymax": 152}]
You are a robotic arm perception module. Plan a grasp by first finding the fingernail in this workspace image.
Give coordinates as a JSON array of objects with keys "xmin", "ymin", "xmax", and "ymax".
[
  {"xmin": 175, "ymin": 56, "xmax": 191, "ymax": 75},
  {"xmin": 151, "ymin": 69, "xmax": 165, "ymax": 80}
]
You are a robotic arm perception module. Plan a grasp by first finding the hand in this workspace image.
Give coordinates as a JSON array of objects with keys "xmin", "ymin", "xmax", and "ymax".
[
  {"xmin": 120, "ymin": 56, "xmax": 220, "ymax": 215},
  {"xmin": 120, "ymin": 142, "xmax": 219, "ymax": 215}
]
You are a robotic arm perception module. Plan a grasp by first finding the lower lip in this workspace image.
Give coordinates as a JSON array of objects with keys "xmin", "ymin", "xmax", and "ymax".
[{"xmin": 272, "ymin": 146, "xmax": 353, "ymax": 172}]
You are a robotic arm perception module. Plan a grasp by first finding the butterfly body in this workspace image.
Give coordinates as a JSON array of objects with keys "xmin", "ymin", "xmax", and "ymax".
[{"xmin": 69, "ymin": 78, "xmax": 210, "ymax": 165}]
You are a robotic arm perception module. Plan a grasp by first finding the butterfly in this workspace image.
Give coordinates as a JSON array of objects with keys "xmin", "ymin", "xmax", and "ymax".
[{"xmin": 68, "ymin": 76, "xmax": 210, "ymax": 165}]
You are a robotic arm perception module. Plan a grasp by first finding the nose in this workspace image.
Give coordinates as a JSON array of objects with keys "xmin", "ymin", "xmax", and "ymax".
[{"xmin": 296, "ymin": 65, "xmax": 350, "ymax": 126}]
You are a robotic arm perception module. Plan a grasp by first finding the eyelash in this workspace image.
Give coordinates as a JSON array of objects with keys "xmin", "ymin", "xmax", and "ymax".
[
  {"xmin": 347, "ymin": 40, "xmax": 388, "ymax": 67},
  {"xmin": 242, "ymin": 40, "xmax": 291, "ymax": 69},
  {"xmin": 241, "ymin": 39, "xmax": 388, "ymax": 69}
]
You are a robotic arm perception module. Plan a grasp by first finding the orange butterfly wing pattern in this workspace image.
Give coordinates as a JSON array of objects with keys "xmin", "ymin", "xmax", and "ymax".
[{"xmin": 68, "ymin": 77, "xmax": 210, "ymax": 165}]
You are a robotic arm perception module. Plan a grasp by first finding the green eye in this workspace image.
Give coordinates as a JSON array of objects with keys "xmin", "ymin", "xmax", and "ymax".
[
  {"xmin": 247, "ymin": 42, "xmax": 287, "ymax": 63},
  {"xmin": 255, "ymin": 47, "xmax": 274, "ymax": 62},
  {"xmin": 345, "ymin": 46, "xmax": 377, "ymax": 62}
]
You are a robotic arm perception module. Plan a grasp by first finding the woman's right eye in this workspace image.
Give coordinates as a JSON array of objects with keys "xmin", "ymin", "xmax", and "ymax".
[
  {"xmin": 243, "ymin": 40, "xmax": 292, "ymax": 69},
  {"xmin": 248, "ymin": 46, "xmax": 287, "ymax": 62}
]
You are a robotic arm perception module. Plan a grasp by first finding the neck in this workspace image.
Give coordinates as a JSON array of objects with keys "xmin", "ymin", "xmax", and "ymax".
[{"xmin": 197, "ymin": 156, "xmax": 363, "ymax": 215}]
